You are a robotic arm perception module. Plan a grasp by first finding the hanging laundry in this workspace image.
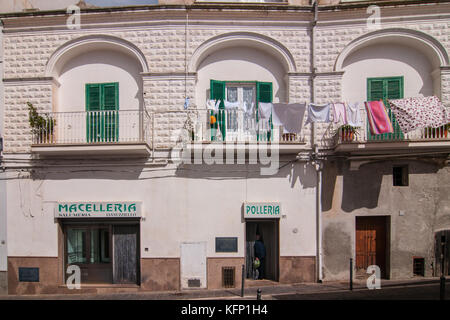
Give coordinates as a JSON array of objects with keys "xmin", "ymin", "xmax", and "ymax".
[
  {"xmin": 184, "ymin": 97, "xmax": 190, "ymax": 110},
  {"xmin": 332, "ymin": 102, "xmax": 347, "ymax": 124},
  {"xmin": 258, "ymin": 102, "xmax": 273, "ymax": 119},
  {"xmin": 272, "ymin": 103, "xmax": 307, "ymax": 133},
  {"xmin": 388, "ymin": 96, "xmax": 449, "ymax": 133},
  {"xmin": 243, "ymin": 101, "xmax": 255, "ymax": 115},
  {"xmin": 365, "ymin": 100, "xmax": 394, "ymax": 135},
  {"xmin": 305, "ymin": 103, "xmax": 331, "ymax": 124},
  {"xmin": 206, "ymin": 99, "xmax": 220, "ymax": 111},
  {"xmin": 346, "ymin": 102, "xmax": 362, "ymax": 127},
  {"xmin": 224, "ymin": 100, "xmax": 240, "ymax": 109}
]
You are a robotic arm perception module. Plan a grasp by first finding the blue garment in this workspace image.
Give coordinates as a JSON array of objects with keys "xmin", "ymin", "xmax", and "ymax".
[
  {"xmin": 254, "ymin": 240, "xmax": 266, "ymax": 259},
  {"xmin": 305, "ymin": 103, "xmax": 331, "ymax": 124}
]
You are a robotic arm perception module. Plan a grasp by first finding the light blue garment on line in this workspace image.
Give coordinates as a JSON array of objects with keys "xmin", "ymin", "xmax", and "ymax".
[{"xmin": 306, "ymin": 103, "xmax": 331, "ymax": 124}]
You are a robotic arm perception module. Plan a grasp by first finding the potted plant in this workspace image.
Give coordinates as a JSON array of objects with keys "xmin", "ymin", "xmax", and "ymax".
[
  {"xmin": 28, "ymin": 102, "xmax": 55, "ymax": 143},
  {"xmin": 336, "ymin": 124, "xmax": 359, "ymax": 142}
]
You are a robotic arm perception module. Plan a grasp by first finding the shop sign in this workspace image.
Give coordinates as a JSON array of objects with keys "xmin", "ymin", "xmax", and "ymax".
[
  {"xmin": 55, "ymin": 202, "xmax": 141, "ymax": 218},
  {"xmin": 244, "ymin": 202, "xmax": 281, "ymax": 218}
]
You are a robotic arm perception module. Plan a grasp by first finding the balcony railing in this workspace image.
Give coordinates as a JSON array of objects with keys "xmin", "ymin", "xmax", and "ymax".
[
  {"xmin": 31, "ymin": 107, "xmax": 305, "ymax": 151},
  {"xmin": 334, "ymin": 105, "xmax": 450, "ymax": 145},
  {"xmin": 151, "ymin": 108, "xmax": 305, "ymax": 148},
  {"xmin": 31, "ymin": 110, "xmax": 151, "ymax": 145}
]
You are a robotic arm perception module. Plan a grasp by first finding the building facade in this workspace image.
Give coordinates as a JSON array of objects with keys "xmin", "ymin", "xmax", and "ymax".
[{"xmin": 0, "ymin": 0, "xmax": 449, "ymax": 294}]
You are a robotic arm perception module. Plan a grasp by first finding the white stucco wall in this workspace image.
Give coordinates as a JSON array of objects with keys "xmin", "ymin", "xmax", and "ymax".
[
  {"xmin": 196, "ymin": 46, "xmax": 287, "ymax": 107},
  {"xmin": 342, "ymin": 43, "xmax": 434, "ymax": 103},
  {"xmin": 57, "ymin": 50, "xmax": 143, "ymax": 112},
  {"xmin": 6, "ymin": 162, "xmax": 317, "ymax": 259}
]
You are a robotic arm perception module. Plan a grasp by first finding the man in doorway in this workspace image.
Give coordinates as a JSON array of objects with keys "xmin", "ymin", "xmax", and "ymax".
[{"xmin": 254, "ymin": 234, "xmax": 266, "ymax": 280}]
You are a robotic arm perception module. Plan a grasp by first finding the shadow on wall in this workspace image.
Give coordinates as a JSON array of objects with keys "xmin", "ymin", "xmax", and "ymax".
[
  {"xmin": 322, "ymin": 159, "xmax": 442, "ymax": 213},
  {"xmin": 174, "ymin": 159, "xmax": 316, "ymax": 189},
  {"xmin": 323, "ymin": 221, "xmax": 352, "ymax": 279},
  {"xmin": 341, "ymin": 161, "xmax": 384, "ymax": 213},
  {"xmin": 29, "ymin": 159, "xmax": 152, "ymax": 181},
  {"xmin": 321, "ymin": 160, "xmax": 338, "ymax": 212}
]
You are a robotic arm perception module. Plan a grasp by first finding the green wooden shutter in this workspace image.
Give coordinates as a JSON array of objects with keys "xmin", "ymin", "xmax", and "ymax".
[
  {"xmin": 210, "ymin": 80, "xmax": 226, "ymax": 140},
  {"xmin": 367, "ymin": 77, "xmax": 404, "ymax": 141},
  {"xmin": 103, "ymin": 83, "xmax": 119, "ymax": 111},
  {"xmin": 256, "ymin": 82, "xmax": 273, "ymax": 141},
  {"xmin": 210, "ymin": 80, "xmax": 225, "ymax": 109},
  {"xmin": 386, "ymin": 78, "xmax": 403, "ymax": 100},
  {"xmin": 86, "ymin": 84, "xmax": 101, "ymax": 111},
  {"xmin": 367, "ymin": 79, "xmax": 384, "ymax": 102},
  {"xmin": 102, "ymin": 83, "xmax": 119, "ymax": 142},
  {"xmin": 86, "ymin": 83, "xmax": 119, "ymax": 142},
  {"xmin": 86, "ymin": 84, "xmax": 101, "ymax": 142},
  {"xmin": 256, "ymin": 82, "xmax": 272, "ymax": 104},
  {"xmin": 386, "ymin": 78, "xmax": 403, "ymax": 140}
]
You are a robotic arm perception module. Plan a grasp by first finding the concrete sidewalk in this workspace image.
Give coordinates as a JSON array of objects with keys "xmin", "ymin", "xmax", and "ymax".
[{"xmin": 0, "ymin": 277, "xmax": 447, "ymax": 300}]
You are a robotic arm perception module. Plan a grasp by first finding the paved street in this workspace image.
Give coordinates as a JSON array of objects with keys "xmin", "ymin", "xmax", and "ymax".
[
  {"xmin": 272, "ymin": 281, "xmax": 450, "ymax": 300},
  {"xmin": 0, "ymin": 278, "xmax": 449, "ymax": 300}
]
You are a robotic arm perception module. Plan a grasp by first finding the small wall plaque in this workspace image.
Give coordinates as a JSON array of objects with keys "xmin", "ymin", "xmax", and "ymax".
[
  {"xmin": 18, "ymin": 267, "xmax": 39, "ymax": 282},
  {"xmin": 215, "ymin": 237, "xmax": 238, "ymax": 253}
]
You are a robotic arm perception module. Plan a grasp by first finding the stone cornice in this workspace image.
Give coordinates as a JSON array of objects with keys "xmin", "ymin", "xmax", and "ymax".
[{"xmin": 3, "ymin": 77, "xmax": 60, "ymax": 87}]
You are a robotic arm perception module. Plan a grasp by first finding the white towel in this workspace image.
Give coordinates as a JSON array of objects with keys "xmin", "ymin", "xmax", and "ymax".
[
  {"xmin": 207, "ymin": 99, "xmax": 220, "ymax": 111},
  {"xmin": 346, "ymin": 102, "xmax": 362, "ymax": 127},
  {"xmin": 258, "ymin": 102, "xmax": 273, "ymax": 119},
  {"xmin": 224, "ymin": 101, "xmax": 240, "ymax": 109},
  {"xmin": 332, "ymin": 102, "xmax": 347, "ymax": 124},
  {"xmin": 272, "ymin": 103, "xmax": 307, "ymax": 133},
  {"xmin": 306, "ymin": 103, "xmax": 331, "ymax": 124}
]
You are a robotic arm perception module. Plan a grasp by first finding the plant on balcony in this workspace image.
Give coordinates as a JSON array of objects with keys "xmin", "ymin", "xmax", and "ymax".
[
  {"xmin": 27, "ymin": 102, "xmax": 55, "ymax": 143},
  {"xmin": 335, "ymin": 124, "xmax": 359, "ymax": 142}
]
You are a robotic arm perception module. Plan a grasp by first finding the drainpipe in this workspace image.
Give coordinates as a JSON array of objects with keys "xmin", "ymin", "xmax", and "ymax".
[
  {"xmin": 310, "ymin": 0, "xmax": 323, "ymax": 283},
  {"xmin": 310, "ymin": 0, "xmax": 318, "ymax": 147},
  {"xmin": 314, "ymin": 155, "xmax": 323, "ymax": 283}
]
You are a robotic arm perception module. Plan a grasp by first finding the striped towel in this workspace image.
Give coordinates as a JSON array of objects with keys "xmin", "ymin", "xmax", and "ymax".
[{"xmin": 365, "ymin": 100, "xmax": 394, "ymax": 135}]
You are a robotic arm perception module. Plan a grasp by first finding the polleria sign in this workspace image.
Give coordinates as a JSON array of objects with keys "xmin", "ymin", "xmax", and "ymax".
[
  {"xmin": 244, "ymin": 202, "xmax": 281, "ymax": 219},
  {"xmin": 55, "ymin": 202, "xmax": 142, "ymax": 218}
]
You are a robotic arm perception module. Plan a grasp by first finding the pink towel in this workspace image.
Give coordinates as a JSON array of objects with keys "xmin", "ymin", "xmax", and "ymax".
[{"xmin": 365, "ymin": 101, "xmax": 394, "ymax": 135}]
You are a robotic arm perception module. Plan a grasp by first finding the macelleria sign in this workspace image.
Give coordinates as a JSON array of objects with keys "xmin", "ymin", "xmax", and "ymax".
[{"xmin": 55, "ymin": 202, "xmax": 142, "ymax": 218}]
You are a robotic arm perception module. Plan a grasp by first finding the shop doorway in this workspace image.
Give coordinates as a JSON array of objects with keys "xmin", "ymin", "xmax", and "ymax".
[
  {"xmin": 245, "ymin": 219, "xmax": 279, "ymax": 281},
  {"xmin": 355, "ymin": 216, "xmax": 389, "ymax": 279},
  {"xmin": 64, "ymin": 222, "xmax": 139, "ymax": 285}
]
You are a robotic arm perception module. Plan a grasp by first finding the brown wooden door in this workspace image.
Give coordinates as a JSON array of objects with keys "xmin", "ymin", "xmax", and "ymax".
[
  {"xmin": 113, "ymin": 225, "xmax": 139, "ymax": 284},
  {"xmin": 356, "ymin": 216, "xmax": 387, "ymax": 278}
]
